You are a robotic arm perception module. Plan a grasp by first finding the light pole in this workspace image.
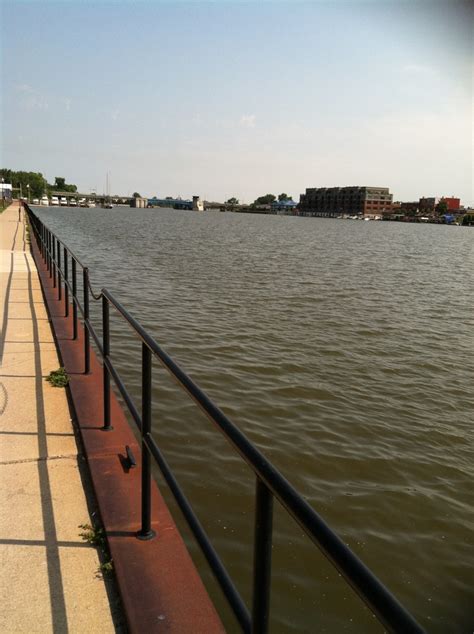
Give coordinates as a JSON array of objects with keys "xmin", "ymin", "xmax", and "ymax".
[
  {"xmin": 27, "ymin": 184, "xmax": 30, "ymax": 203},
  {"xmin": 1, "ymin": 177, "xmax": 4, "ymax": 208}
]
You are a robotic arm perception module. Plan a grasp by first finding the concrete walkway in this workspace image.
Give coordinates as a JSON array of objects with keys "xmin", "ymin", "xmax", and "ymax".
[{"xmin": 0, "ymin": 202, "xmax": 123, "ymax": 632}]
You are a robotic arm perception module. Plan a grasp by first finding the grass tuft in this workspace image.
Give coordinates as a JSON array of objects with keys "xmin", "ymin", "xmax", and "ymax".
[
  {"xmin": 79, "ymin": 523, "xmax": 105, "ymax": 546},
  {"xmin": 79, "ymin": 523, "xmax": 114, "ymax": 577},
  {"xmin": 46, "ymin": 367, "xmax": 69, "ymax": 387},
  {"xmin": 99, "ymin": 560, "xmax": 114, "ymax": 576}
]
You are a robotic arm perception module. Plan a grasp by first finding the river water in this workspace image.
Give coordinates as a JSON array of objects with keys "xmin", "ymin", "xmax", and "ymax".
[{"xmin": 34, "ymin": 206, "xmax": 473, "ymax": 633}]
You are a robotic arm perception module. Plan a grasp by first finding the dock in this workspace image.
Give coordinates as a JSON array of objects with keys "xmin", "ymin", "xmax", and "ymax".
[
  {"xmin": 0, "ymin": 201, "xmax": 225, "ymax": 633},
  {"xmin": 0, "ymin": 202, "xmax": 122, "ymax": 632}
]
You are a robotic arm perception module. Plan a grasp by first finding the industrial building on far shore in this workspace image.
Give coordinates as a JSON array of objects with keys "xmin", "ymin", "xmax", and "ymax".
[{"xmin": 298, "ymin": 186, "xmax": 393, "ymax": 218}]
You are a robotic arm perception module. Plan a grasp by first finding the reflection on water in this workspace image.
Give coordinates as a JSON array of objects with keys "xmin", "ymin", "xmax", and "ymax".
[{"xmin": 35, "ymin": 206, "xmax": 474, "ymax": 633}]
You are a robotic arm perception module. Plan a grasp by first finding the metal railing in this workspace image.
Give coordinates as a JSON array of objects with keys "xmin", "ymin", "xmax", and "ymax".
[{"xmin": 25, "ymin": 205, "xmax": 425, "ymax": 634}]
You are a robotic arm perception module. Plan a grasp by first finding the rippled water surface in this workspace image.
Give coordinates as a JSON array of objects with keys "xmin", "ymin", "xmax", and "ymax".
[{"xmin": 35, "ymin": 207, "xmax": 473, "ymax": 632}]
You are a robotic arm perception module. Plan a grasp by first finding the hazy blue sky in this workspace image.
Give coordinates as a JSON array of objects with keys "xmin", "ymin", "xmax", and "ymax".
[{"xmin": 1, "ymin": 0, "xmax": 472, "ymax": 204}]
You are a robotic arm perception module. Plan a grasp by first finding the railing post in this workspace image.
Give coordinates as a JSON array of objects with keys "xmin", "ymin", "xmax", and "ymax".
[
  {"xmin": 251, "ymin": 478, "xmax": 274, "ymax": 634},
  {"xmin": 72, "ymin": 259, "xmax": 78, "ymax": 340},
  {"xmin": 137, "ymin": 343, "xmax": 156, "ymax": 541},
  {"xmin": 102, "ymin": 296, "xmax": 113, "ymax": 431},
  {"xmin": 64, "ymin": 247, "xmax": 69, "ymax": 317},
  {"xmin": 51, "ymin": 235, "xmax": 58, "ymax": 288},
  {"xmin": 57, "ymin": 244, "xmax": 62, "ymax": 301},
  {"xmin": 83, "ymin": 268, "xmax": 90, "ymax": 374},
  {"xmin": 51, "ymin": 233, "xmax": 54, "ymax": 280}
]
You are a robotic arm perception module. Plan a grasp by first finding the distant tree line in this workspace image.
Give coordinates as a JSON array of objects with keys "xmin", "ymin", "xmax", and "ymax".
[
  {"xmin": 225, "ymin": 193, "xmax": 294, "ymax": 208},
  {"xmin": 461, "ymin": 213, "xmax": 474, "ymax": 226},
  {"xmin": 0, "ymin": 169, "xmax": 77, "ymax": 199},
  {"xmin": 252, "ymin": 193, "xmax": 293, "ymax": 207}
]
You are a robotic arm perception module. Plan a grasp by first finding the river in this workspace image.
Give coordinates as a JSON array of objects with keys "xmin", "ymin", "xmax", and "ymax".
[{"xmin": 33, "ymin": 206, "xmax": 474, "ymax": 633}]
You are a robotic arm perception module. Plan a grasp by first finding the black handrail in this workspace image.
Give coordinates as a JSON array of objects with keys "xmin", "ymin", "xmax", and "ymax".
[{"xmin": 25, "ymin": 205, "xmax": 425, "ymax": 634}]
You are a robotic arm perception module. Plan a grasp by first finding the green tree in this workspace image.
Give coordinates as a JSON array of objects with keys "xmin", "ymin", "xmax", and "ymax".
[
  {"xmin": 226, "ymin": 197, "xmax": 239, "ymax": 205},
  {"xmin": 0, "ymin": 169, "xmax": 13, "ymax": 183},
  {"xmin": 133, "ymin": 192, "xmax": 141, "ymax": 198},
  {"xmin": 436, "ymin": 200, "xmax": 448, "ymax": 215},
  {"xmin": 27, "ymin": 172, "xmax": 47, "ymax": 198},
  {"xmin": 278, "ymin": 193, "xmax": 293, "ymax": 202},
  {"xmin": 0, "ymin": 169, "xmax": 48, "ymax": 198},
  {"xmin": 0, "ymin": 169, "xmax": 80, "ymax": 198},
  {"xmin": 253, "ymin": 194, "xmax": 276, "ymax": 206},
  {"xmin": 54, "ymin": 176, "xmax": 77, "ymax": 193}
]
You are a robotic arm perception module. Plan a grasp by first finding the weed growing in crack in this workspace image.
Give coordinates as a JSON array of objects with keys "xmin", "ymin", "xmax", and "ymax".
[
  {"xmin": 46, "ymin": 367, "xmax": 69, "ymax": 387},
  {"xmin": 79, "ymin": 523, "xmax": 114, "ymax": 577}
]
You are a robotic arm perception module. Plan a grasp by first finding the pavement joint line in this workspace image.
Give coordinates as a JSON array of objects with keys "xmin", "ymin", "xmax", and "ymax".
[
  {"xmin": 0, "ymin": 538, "xmax": 94, "ymax": 548},
  {"xmin": 0, "ymin": 431, "xmax": 75, "ymax": 436},
  {"xmin": 0, "ymin": 453, "xmax": 81, "ymax": 466},
  {"xmin": 0, "ymin": 527, "xmax": 95, "ymax": 548},
  {"xmin": 0, "ymin": 381, "xmax": 7, "ymax": 415}
]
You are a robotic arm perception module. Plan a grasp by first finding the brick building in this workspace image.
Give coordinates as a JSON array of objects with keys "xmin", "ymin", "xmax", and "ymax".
[
  {"xmin": 440, "ymin": 197, "xmax": 460, "ymax": 211},
  {"xmin": 418, "ymin": 197, "xmax": 439, "ymax": 214},
  {"xmin": 298, "ymin": 186, "xmax": 392, "ymax": 218},
  {"xmin": 418, "ymin": 196, "xmax": 461, "ymax": 214},
  {"xmin": 400, "ymin": 201, "xmax": 419, "ymax": 214}
]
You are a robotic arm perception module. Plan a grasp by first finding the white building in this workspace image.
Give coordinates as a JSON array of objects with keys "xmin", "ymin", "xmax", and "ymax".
[
  {"xmin": 192, "ymin": 195, "xmax": 204, "ymax": 211},
  {"xmin": 0, "ymin": 182, "xmax": 13, "ymax": 201}
]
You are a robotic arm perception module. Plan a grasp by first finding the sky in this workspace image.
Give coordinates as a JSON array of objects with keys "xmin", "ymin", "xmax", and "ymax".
[{"xmin": 1, "ymin": 0, "xmax": 473, "ymax": 204}]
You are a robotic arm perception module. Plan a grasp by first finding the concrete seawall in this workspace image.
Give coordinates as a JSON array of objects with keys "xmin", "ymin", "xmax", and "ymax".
[
  {"xmin": 0, "ymin": 202, "xmax": 122, "ymax": 632},
  {"xmin": 24, "ymin": 204, "xmax": 225, "ymax": 633},
  {"xmin": 0, "ymin": 202, "xmax": 224, "ymax": 634}
]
